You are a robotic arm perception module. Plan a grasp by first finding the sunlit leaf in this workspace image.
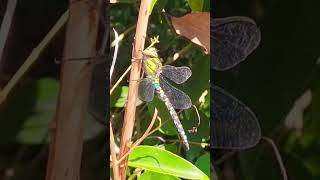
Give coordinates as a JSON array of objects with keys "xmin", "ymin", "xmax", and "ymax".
[
  {"xmin": 139, "ymin": 171, "xmax": 179, "ymax": 180},
  {"xmin": 187, "ymin": 0, "xmax": 204, "ymax": 12},
  {"xmin": 195, "ymin": 153, "xmax": 210, "ymax": 177},
  {"xmin": 150, "ymin": 0, "xmax": 159, "ymax": 15},
  {"xmin": 111, "ymin": 86, "xmax": 128, "ymax": 107},
  {"xmin": 128, "ymin": 146, "xmax": 208, "ymax": 179}
]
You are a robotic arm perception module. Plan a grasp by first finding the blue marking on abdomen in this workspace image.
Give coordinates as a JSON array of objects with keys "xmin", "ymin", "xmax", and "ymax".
[{"xmin": 153, "ymin": 84, "xmax": 160, "ymax": 91}]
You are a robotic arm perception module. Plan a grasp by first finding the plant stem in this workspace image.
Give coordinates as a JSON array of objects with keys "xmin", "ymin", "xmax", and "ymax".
[
  {"xmin": 117, "ymin": 0, "xmax": 152, "ymax": 179},
  {"xmin": 45, "ymin": 1, "xmax": 102, "ymax": 179}
]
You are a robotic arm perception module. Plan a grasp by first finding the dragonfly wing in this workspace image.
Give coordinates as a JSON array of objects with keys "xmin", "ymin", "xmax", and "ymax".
[
  {"xmin": 159, "ymin": 76, "xmax": 192, "ymax": 109},
  {"xmin": 161, "ymin": 65, "xmax": 192, "ymax": 84},
  {"xmin": 138, "ymin": 78, "xmax": 155, "ymax": 102},
  {"xmin": 211, "ymin": 16, "xmax": 261, "ymax": 71},
  {"xmin": 211, "ymin": 85, "xmax": 261, "ymax": 149}
]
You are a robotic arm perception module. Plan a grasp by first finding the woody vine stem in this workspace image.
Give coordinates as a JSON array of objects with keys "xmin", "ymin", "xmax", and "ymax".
[{"xmin": 110, "ymin": 0, "xmax": 152, "ymax": 179}]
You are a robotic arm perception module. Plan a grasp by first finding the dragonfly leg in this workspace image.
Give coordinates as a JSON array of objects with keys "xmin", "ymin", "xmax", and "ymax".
[
  {"xmin": 140, "ymin": 70, "xmax": 145, "ymax": 79},
  {"xmin": 131, "ymin": 42, "xmax": 143, "ymax": 63}
]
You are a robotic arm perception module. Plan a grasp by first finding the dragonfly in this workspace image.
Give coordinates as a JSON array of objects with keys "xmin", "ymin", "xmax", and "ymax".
[
  {"xmin": 211, "ymin": 16, "xmax": 261, "ymax": 149},
  {"xmin": 138, "ymin": 37, "xmax": 192, "ymax": 150}
]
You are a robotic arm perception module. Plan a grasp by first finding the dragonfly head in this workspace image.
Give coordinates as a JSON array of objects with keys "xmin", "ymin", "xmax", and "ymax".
[{"xmin": 142, "ymin": 47, "xmax": 158, "ymax": 58}]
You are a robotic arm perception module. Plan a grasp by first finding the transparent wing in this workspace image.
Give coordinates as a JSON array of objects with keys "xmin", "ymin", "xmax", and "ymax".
[
  {"xmin": 211, "ymin": 85, "xmax": 261, "ymax": 149},
  {"xmin": 161, "ymin": 65, "xmax": 192, "ymax": 84},
  {"xmin": 211, "ymin": 16, "xmax": 261, "ymax": 71},
  {"xmin": 138, "ymin": 78, "xmax": 155, "ymax": 102},
  {"xmin": 159, "ymin": 76, "xmax": 192, "ymax": 109}
]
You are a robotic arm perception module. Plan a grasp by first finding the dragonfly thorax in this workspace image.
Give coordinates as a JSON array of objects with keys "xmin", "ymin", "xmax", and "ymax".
[{"xmin": 143, "ymin": 57, "xmax": 162, "ymax": 78}]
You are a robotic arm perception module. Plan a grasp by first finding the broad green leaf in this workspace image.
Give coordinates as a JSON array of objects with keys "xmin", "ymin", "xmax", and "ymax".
[
  {"xmin": 138, "ymin": 171, "xmax": 179, "ymax": 180},
  {"xmin": 164, "ymin": 144, "xmax": 178, "ymax": 154},
  {"xmin": 150, "ymin": 0, "xmax": 159, "ymax": 15},
  {"xmin": 110, "ymin": 86, "xmax": 128, "ymax": 107},
  {"xmin": 128, "ymin": 146, "xmax": 208, "ymax": 180},
  {"xmin": 195, "ymin": 153, "xmax": 210, "ymax": 177},
  {"xmin": 0, "ymin": 78, "xmax": 58, "ymax": 144},
  {"xmin": 15, "ymin": 79, "xmax": 59, "ymax": 143},
  {"xmin": 188, "ymin": 0, "xmax": 204, "ymax": 12},
  {"xmin": 16, "ymin": 111, "xmax": 52, "ymax": 144}
]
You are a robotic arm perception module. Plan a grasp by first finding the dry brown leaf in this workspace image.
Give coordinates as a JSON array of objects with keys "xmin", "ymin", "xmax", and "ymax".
[{"xmin": 171, "ymin": 12, "xmax": 210, "ymax": 54}]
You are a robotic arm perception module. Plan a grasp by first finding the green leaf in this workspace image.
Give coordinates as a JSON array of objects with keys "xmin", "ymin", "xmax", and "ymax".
[
  {"xmin": 187, "ymin": 0, "xmax": 204, "ymax": 12},
  {"xmin": 16, "ymin": 111, "xmax": 52, "ymax": 144},
  {"xmin": 128, "ymin": 146, "xmax": 208, "ymax": 180},
  {"xmin": 16, "ymin": 79, "xmax": 58, "ymax": 144},
  {"xmin": 0, "ymin": 78, "xmax": 59, "ymax": 144},
  {"xmin": 110, "ymin": 86, "xmax": 128, "ymax": 107},
  {"xmin": 164, "ymin": 144, "xmax": 178, "ymax": 154},
  {"xmin": 138, "ymin": 171, "xmax": 179, "ymax": 180},
  {"xmin": 195, "ymin": 153, "xmax": 210, "ymax": 177},
  {"xmin": 150, "ymin": 0, "xmax": 159, "ymax": 15}
]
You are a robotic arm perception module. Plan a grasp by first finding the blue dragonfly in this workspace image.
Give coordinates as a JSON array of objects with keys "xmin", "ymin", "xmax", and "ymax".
[
  {"xmin": 211, "ymin": 16, "xmax": 261, "ymax": 149},
  {"xmin": 138, "ymin": 38, "xmax": 192, "ymax": 150}
]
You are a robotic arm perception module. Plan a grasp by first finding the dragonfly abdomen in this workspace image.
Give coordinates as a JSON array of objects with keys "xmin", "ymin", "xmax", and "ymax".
[{"xmin": 156, "ymin": 88, "xmax": 190, "ymax": 150}]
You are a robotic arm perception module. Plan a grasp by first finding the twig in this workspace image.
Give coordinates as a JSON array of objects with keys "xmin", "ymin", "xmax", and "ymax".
[
  {"xmin": 262, "ymin": 137, "xmax": 288, "ymax": 180},
  {"xmin": 110, "ymin": 122, "xmax": 119, "ymax": 180},
  {"xmin": 0, "ymin": 0, "xmax": 17, "ymax": 69},
  {"xmin": 117, "ymin": 108, "xmax": 158, "ymax": 165},
  {"xmin": 110, "ymin": 65, "xmax": 131, "ymax": 94},
  {"xmin": 0, "ymin": 10, "xmax": 68, "ymax": 104},
  {"xmin": 146, "ymin": 109, "xmax": 185, "ymax": 137},
  {"xmin": 118, "ymin": 0, "xmax": 152, "ymax": 178},
  {"xmin": 188, "ymin": 104, "xmax": 201, "ymax": 133},
  {"xmin": 165, "ymin": 43, "xmax": 193, "ymax": 65}
]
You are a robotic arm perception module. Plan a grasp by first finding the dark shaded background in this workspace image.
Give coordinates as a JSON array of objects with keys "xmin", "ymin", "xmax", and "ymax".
[
  {"xmin": 0, "ymin": 1, "xmax": 107, "ymax": 180},
  {"xmin": 212, "ymin": 0, "xmax": 320, "ymax": 179}
]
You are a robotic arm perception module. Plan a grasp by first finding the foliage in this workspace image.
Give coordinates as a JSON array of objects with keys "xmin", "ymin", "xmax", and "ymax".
[{"xmin": 110, "ymin": 0, "xmax": 210, "ymax": 179}]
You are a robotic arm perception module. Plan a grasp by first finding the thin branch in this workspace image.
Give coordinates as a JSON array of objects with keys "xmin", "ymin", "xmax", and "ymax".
[
  {"xmin": 262, "ymin": 137, "xmax": 288, "ymax": 180},
  {"xmin": 0, "ymin": 10, "xmax": 68, "ymax": 104},
  {"xmin": 117, "ymin": 108, "xmax": 158, "ymax": 165},
  {"xmin": 165, "ymin": 43, "xmax": 193, "ymax": 65},
  {"xmin": 110, "ymin": 122, "xmax": 119, "ymax": 180},
  {"xmin": 188, "ymin": 104, "xmax": 201, "ymax": 133},
  {"xmin": 0, "ymin": 0, "xmax": 18, "ymax": 69},
  {"xmin": 118, "ymin": 0, "xmax": 152, "ymax": 178},
  {"xmin": 146, "ymin": 109, "xmax": 185, "ymax": 137},
  {"xmin": 110, "ymin": 65, "xmax": 131, "ymax": 95}
]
